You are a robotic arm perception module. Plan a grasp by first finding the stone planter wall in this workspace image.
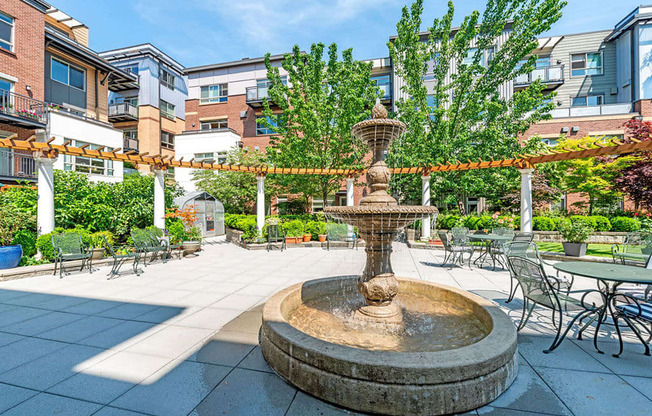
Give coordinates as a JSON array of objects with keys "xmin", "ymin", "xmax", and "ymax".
[{"xmin": 533, "ymin": 231, "xmax": 628, "ymax": 244}]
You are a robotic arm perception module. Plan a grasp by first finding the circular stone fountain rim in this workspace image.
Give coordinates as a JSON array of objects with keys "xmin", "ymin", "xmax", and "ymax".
[{"xmin": 262, "ymin": 276, "xmax": 517, "ymax": 384}]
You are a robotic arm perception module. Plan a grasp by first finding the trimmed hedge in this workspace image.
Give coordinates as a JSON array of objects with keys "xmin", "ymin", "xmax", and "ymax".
[
  {"xmin": 533, "ymin": 217, "xmax": 555, "ymax": 231},
  {"xmin": 611, "ymin": 217, "xmax": 641, "ymax": 232}
]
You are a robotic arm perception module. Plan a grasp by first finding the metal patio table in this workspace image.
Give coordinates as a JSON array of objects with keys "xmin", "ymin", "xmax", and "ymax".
[
  {"xmin": 553, "ymin": 261, "xmax": 652, "ymax": 357},
  {"xmin": 469, "ymin": 234, "xmax": 513, "ymax": 270}
]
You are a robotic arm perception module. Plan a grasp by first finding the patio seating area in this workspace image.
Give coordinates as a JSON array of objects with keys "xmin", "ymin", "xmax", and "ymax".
[{"xmin": 0, "ymin": 239, "xmax": 650, "ymax": 415}]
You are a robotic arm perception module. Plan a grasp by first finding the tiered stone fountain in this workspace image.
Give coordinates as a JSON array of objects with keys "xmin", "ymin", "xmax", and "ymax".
[{"xmin": 261, "ymin": 104, "xmax": 517, "ymax": 415}]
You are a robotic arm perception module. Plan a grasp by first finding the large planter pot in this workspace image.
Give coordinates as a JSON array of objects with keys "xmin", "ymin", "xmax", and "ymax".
[
  {"xmin": 0, "ymin": 245, "xmax": 23, "ymax": 269},
  {"xmin": 303, "ymin": 234, "xmax": 312, "ymax": 243},
  {"xmin": 562, "ymin": 242, "xmax": 587, "ymax": 257},
  {"xmin": 90, "ymin": 248, "xmax": 105, "ymax": 260},
  {"xmin": 285, "ymin": 237, "xmax": 297, "ymax": 244},
  {"xmin": 318, "ymin": 235, "xmax": 327, "ymax": 243},
  {"xmin": 182, "ymin": 241, "xmax": 201, "ymax": 256},
  {"xmin": 406, "ymin": 229, "xmax": 416, "ymax": 241}
]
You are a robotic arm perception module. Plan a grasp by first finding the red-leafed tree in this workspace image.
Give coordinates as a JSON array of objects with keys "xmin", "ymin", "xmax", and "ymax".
[{"xmin": 614, "ymin": 118, "xmax": 652, "ymax": 210}]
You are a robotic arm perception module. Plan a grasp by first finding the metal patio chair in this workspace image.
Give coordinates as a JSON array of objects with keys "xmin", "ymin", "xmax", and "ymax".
[
  {"xmin": 131, "ymin": 228, "xmax": 168, "ymax": 266},
  {"xmin": 266, "ymin": 223, "xmax": 286, "ymax": 252},
  {"xmin": 439, "ymin": 230, "xmax": 474, "ymax": 268},
  {"xmin": 102, "ymin": 235, "xmax": 141, "ymax": 279},
  {"xmin": 506, "ymin": 255, "xmax": 589, "ymax": 353},
  {"xmin": 52, "ymin": 232, "xmax": 93, "ymax": 279},
  {"xmin": 612, "ymin": 232, "xmax": 652, "ymax": 266},
  {"xmin": 489, "ymin": 228, "xmax": 515, "ymax": 269},
  {"xmin": 327, "ymin": 223, "xmax": 357, "ymax": 251},
  {"xmin": 513, "ymin": 232, "xmax": 534, "ymax": 243}
]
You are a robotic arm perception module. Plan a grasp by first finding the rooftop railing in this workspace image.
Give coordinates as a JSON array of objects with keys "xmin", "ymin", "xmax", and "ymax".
[
  {"xmin": 550, "ymin": 103, "xmax": 633, "ymax": 118},
  {"xmin": 514, "ymin": 65, "xmax": 564, "ymax": 87},
  {"xmin": 0, "ymin": 150, "xmax": 37, "ymax": 180},
  {"xmin": 0, "ymin": 89, "xmax": 48, "ymax": 126}
]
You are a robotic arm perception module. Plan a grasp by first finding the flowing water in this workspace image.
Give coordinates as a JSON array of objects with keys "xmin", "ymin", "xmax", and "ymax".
[{"xmin": 288, "ymin": 289, "xmax": 489, "ymax": 352}]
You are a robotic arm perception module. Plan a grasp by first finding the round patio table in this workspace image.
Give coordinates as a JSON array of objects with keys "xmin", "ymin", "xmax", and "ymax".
[
  {"xmin": 553, "ymin": 261, "xmax": 652, "ymax": 357},
  {"xmin": 469, "ymin": 234, "xmax": 513, "ymax": 270}
]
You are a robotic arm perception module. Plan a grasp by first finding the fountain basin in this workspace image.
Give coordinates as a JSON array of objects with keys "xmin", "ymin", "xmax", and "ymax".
[{"xmin": 261, "ymin": 276, "xmax": 518, "ymax": 416}]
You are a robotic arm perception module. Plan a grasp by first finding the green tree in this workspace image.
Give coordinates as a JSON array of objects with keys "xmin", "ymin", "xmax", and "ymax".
[
  {"xmin": 192, "ymin": 148, "xmax": 274, "ymax": 214},
  {"xmin": 261, "ymin": 43, "xmax": 378, "ymax": 205},
  {"xmin": 387, "ymin": 0, "xmax": 565, "ymax": 213}
]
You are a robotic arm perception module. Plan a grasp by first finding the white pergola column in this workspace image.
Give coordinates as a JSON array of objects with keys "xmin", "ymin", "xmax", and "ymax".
[
  {"xmin": 35, "ymin": 154, "xmax": 56, "ymax": 236},
  {"xmin": 256, "ymin": 174, "xmax": 265, "ymax": 235},
  {"xmin": 421, "ymin": 174, "xmax": 431, "ymax": 239},
  {"xmin": 153, "ymin": 169, "xmax": 166, "ymax": 229},
  {"xmin": 346, "ymin": 176, "xmax": 355, "ymax": 236},
  {"xmin": 519, "ymin": 168, "xmax": 534, "ymax": 233}
]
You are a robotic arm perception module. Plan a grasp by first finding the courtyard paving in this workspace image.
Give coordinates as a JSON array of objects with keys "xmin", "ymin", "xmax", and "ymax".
[{"xmin": 0, "ymin": 238, "xmax": 649, "ymax": 415}]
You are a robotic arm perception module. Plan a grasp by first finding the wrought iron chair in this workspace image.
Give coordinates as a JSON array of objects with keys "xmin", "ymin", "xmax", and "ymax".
[
  {"xmin": 327, "ymin": 223, "xmax": 357, "ymax": 251},
  {"xmin": 489, "ymin": 228, "xmax": 515, "ymax": 269},
  {"xmin": 101, "ymin": 235, "xmax": 141, "ymax": 279},
  {"xmin": 612, "ymin": 232, "xmax": 652, "ymax": 266},
  {"xmin": 506, "ymin": 255, "xmax": 590, "ymax": 353},
  {"xmin": 131, "ymin": 228, "xmax": 168, "ymax": 266},
  {"xmin": 514, "ymin": 232, "xmax": 534, "ymax": 243},
  {"xmin": 266, "ymin": 223, "xmax": 286, "ymax": 252},
  {"xmin": 52, "ymin": 232, "xmax": 93, "ymax": 279},
  {"xmin": 438, "ymin": 230, "xmax": 474, "ymax": 268},
  {"xmin": 148, "ymin": 227, "xmax": 176, "ymax": 260},
  {"xmin": 616, "ymin": 297, "xmax": 652, "ymax": 344},
  {"xmin": 504, "ymin": 242, "xmax": 574, "ymax": 303}
]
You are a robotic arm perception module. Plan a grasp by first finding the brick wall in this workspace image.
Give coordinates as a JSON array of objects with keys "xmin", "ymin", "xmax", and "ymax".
[
  {"xmin": 0, "ymin": 0, "xmax": 45, "ymax": 101},
  {"xmin": 522, "ymin": 115, "xmax": 632, "ymax": 140}
]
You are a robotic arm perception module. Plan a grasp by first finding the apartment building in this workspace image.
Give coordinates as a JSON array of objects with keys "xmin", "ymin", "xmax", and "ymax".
[
  {"xmin": 99, "ymin": 44, "xmax": 187, "ymax": 174},
  {"xmin": 0, "ymin": 0, "xmax": 137, "ymax": 185}
]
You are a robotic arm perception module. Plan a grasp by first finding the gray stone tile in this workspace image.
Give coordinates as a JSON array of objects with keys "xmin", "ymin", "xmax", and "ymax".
[
  {"xmin": 37, "ymin": 316, "xmax": 125, "ymax": 343},
  {"xmin": 130, "ymin": 305, "xmax": 185, "ymax": 324},
  {"xmin": 78, "ymin": 320, "xmax": 159, "ymax": 349},
  {"xmin": 0, "ymin": 331, "xmax": 24, "ymax": 348},
  {"xmin": 34, "ymin": 295, "xmax": 92, "ymax": 311},
  {"xmin": 0, "ymin": 344, "xmax": 105, "ymax": 390},
  {"xmin": 2, "ymin": 392, "xmax": 102, "ymax": 416},
  {"xmin": 572, "ymin": 338, "xmax": 652, "ymax": 377},
  {"xmin": 188, "ymin": 335, "xmax": 256, "ymax": 367},
  {"xmin": 476, "ymin": 406, "xmax": 557, "ymax": 415},
  {"xmin": 3, "ymin": 292, "xmax": 56, "ymax": 307},
  {"xmin": 622, "ymin": 375, "xmax": 652, "ymax": 401},
  {"xmin": 487, "ymin": 361, "xmax": 572, "ymax": 415},
  {"xmin": 220, "ymin": 310, "xmax": 263, "ymax": 334},
  {"xmin": 111, "ymin": 361, "xmax": 231, "ymax": 416},
  {"xmin": 0, "ymin": 382, "xmax": 38, "ymax": 413},
  {"xmin": 517, "ymin": 334, "xmax": 611, "ymax": 373},
  {"xmin": 97, "ymin": 303, "xmax": 160, "ymax": 320},
  {"xmin": 190, "ymin": 368, "xmax": 296, "ymax": 416},
  {"xmin": 62, "ymin": 299, "xmax": 125, "ymax": 315},
  {"xmin": 48, "ymin": 372, "xmax": 136, "ymax": 405},
  {"xmin": 0, "ymin": 337, "xmax": 67, "ymax": 374},
  {"xmin": 238, "ymin": 345, "xmax": 273, "ymax": 373},
  {"xmin": 0, "ymin": 306, "xmax": 49, "ymax": 327},
  {"xmin": 537, "ymin": 367, "xmax": 652, "ymax": 416},
  {"xmin": 210, "ymin": 294, "xmax": 265, "ymax": 311},
  {"xmin": 93, "ymin": 407, "xmax": 150, "ymax": 416},
  {"xmin": 285, "ymin": 391, "xmax": 365, "ymax": 415},
  {"xmin": 1, "ymin": 311, "xmax": 85, "ymax": 336},
  {"xmin": 0, "ymin": 290, "xmax": 32, "ymax": 303}
]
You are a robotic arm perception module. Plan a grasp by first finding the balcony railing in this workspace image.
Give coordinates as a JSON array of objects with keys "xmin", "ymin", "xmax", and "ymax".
[
  {"xmin": 246, "ymin": 86, "xmax": 269, "ymax": 106},
  {"xmin": 123, "ymin": 137, "xmax": 139, "ymax": 152},
  {"xmin": 514, "ymin": 65, "xmax": 564, "ymax": 88},
  {"xmin": 0, "ymin": 89, "xmax": 48, "ymax": 127},
  {"xmin": 550, "ymin": 103, "xmax": 633, "ymax": 118},
  {"xmin": 108, "ymin": 102, "xmax": 138, "ymax": 121},
  {"xmin": 0, "ymin": 150, "xmax": 37, "ymax": 180}
]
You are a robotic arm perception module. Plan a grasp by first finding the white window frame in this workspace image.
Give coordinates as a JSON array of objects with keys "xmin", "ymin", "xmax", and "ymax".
[
  {"xmin": 160, "ymin": 99, "xmax": 175, "ymax": 120},
  {"xmin": 571, "ymin": 52, "xmax": 603, "ymax": 77},
  {"xmin": 160, "ymin": 67, "xmax": 175, "ymax": 90},
  {"xmin": 571, "ymin": 95, "xmax": 603, "ymax": 107},
  {"xmin": 200, "ymin": 84, "xmax": 228, "ymax": 104},
  {"xmin": 63, "ymin": 140, "xmax": 114, "ymax": 176},
  {"xmin": 0, "ymin": 11, "xmax": 14, "ymax": 52},
  {"xmin": 0, "ymin": 76, "xmax": 14, "ymax": 93},
  {"xmin": 51, "ymin": 57, "xmax": 86, "ymax": 91},
  {"xmin": 200, "ymin": 118, "xmax": 228, "ymax": 130}
]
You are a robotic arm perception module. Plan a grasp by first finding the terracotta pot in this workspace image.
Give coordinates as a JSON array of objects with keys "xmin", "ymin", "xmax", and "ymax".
[
  {"xmin": 182, "ymin": 241, "xmax": 201, "ymax": 256},
  {"xmin": 318, "ymin": 235, "xmax": 327, "ymax": 243},
  {"xmin": 285, "ymin": 237, "xmax": 297, "ymax": 244},
  {"xmin": 303, "ymin": 234, "xmax": 312, "ymax": 242},
  {"xmin": 90, "ymin": 247, "xmax": 105, "ymax": 260},
  {"xmin": 428, "ymin": 239, "xmax": 443, "ymax": 246}
]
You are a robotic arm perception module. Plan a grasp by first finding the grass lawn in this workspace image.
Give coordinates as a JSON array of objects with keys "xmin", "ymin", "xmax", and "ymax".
[{"xmin": 537, "ymin": 242, "xmax": 613, "ymax": 258}]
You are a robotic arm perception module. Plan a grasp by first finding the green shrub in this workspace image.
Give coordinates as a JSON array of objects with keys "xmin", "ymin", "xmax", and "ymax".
[
  {"xmin": 167, "ymin": 222, "xmax": 186, "ymax": 244},
  {"xmin": 36, "ymin": 228, "xmax": 92, "ymax": 261},
  {"xmin": 560, "ymin": 221, "xmax": 593, "ymax": 243},
  {"xmin": 305, "ymin": 221, "xmax": 327, "ymax": 240},
  {"xmin": 0, "ymin": 205, "xmax": 36, "ymax": 246},
  {"xmin": 443, "ymin": 215, "xmax": 460, "ymax": 229},
  {"xmin": 589, "ymin": 216, "xmax": 612, "ymax": 232},
  {"xmin": 532, "ymin": 217, "xmax": 555, "ymax": 231},
  {"xmin": 611, "ymin": 216, "xmax": 641, "ymax": 232},
  {"xmin": 12, "ymin": 229, "xmax": 37, "ymax": 257},
  {"xmin": 90, "ymin": 231, "xmax": 115, "ymax": 248},
  {"xmin": 552, "ymin": 217, "xmax": 570, "ymax": 231},
  {"xmin": 570, "ymin": 215, "xmax": 596, "ymax": 230},
  {"xmin": 282, "ymin": 220, "xmax": 304, "ymax": 237}
]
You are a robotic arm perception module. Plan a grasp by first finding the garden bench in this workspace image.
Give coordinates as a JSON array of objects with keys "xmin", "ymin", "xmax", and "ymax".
[
  {"xmin": 52, "ymin": 232, "xmax": 93, "ymax": 279},
  {"xmin": 101, "ymin": 235, "xmax": 141, "ymax": 279},
  {"xmin": 267, "ymin": 224, "xmax": 286, "ymax": 252},
  {"xmin": 326, "ymin": 223, "xmax": 357, "ymax": 250},
  {"xmin": 131, "ymin": 228, "xmax": 168, "ymax": 266},
  {"xmin": 612, "ymin": 232, "xmax": 652, "ymax": 265}
]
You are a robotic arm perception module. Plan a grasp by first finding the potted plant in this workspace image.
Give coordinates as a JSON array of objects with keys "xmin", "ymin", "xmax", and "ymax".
[
  {"xmin": 0, "ymin": 206, "xmax": 34, "ymax": 269},
  {"xmin": 560, "ymin": 221, "xmax": 593, "ymax": 257},
  {"xmin": 283, "ymin": 220, "xmax": 304, "ymax": 244},
  {"xmin": 166, "ymin": 206, "xmax": 202, "ymax": 255},
  {"xmin": 182, "ymin": 226, "xmax": 202, "ymax": 256},
  {"xmin": 316, "ymin": 222, "xmax": 328, "ymax": 242},
  {"xmin": 89, "ymin": 231, "xmax": 114, "ymax": 260}
]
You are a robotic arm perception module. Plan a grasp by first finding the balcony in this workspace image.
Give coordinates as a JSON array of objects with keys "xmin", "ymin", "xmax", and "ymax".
[
  {"xmin": 108, "ymin": 102, "xmax": 139, "ymax": 122},
  {"xmin": 0, "ymin": 150, "xmax": 37, "ymax": 182},
  {"xmin": 246, "ymin": 86, "xmax": 272, "ymax": 108},
  {"xmin": 514, "ymin": 65, "xmax": 564, "ymax": 90},
  {"xmin": 123, "ymin": 137, "xmax": 139, "ymax": 153},
  {"xmin": 550, "ymin": 103, "xmax": 634, "ymax": 118},
  {"xmin": 0, "ymin": 89, "xmax": 48, "ymax": 129}
]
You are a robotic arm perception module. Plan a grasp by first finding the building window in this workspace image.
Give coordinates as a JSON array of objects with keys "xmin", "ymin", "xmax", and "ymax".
[
  {"xmin": 256, "ymin": 115, "xmax": 282, "ymax": 135},
  {"xmin": 312, "ymin": 196, "xmax": 335, "ymax": 212},
  {"xmin": 0, "ymin": 77, "xmax": 13, "ymax": 93},
  {"xmin": 571, "ymin": 52, "xmax": 602, "ymax": 76},
  {"xmin": 194, "ymin": 152, "xmax": 214, "ymax": 162},
  {"xmin": 572, "ymin": 95, "xmax": 603, "ymax": 107},
  {"xmin": 63, "ymin": 140, "xmax": 114, "ymax": 176},
  {"xmin": 120, "ymin": 64, "xmax": 139, "ymax": 76},
  {"xmin": 200, "ymin": 119, "xmax": 228, "ymax": 130},
  {"xmin": 161, "ymin": 131, "xmax": 174, "ymax": 150},
  {"xmin": 160, "ymin": 68, "xmax": 175, "ymax": 90},
  {"xmin": 463, "ymin": 48, "xmax": 494, "ymax": 68},
  {"xmin": 371, "ymin": 75, "xmax": 391, "ymax": 99},
  {"xmin": 160, "ymin": 100, "xmax": 175, "ymax": 119},
  {"xmin": 200, "ymin": 84, "xmax": 228, "ymax": 104},
  {"xmin": 123, "ymin": 130, "xmax": 138, "ymax": 151},
  {"xmin": 0, "ymin": 11, "xmax": 14, "ymax": 52},
  {"xmin": 117, "ymin": 96, "xmax": 138, "ymax": 107},
  {"xmin": 51, "ymin": 57, "xmax": 86, "ymax": 91},
  {"xmin": 541, "ymin": 138, "xmax": 558, "ymax": 146}
]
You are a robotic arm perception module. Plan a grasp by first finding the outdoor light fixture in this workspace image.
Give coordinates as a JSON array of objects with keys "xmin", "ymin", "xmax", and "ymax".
[
  {"xmin": 25, "ymin": 85, "xmax": 31, "ymax": 91},
  {"xmin": 561, "ymin": 127, "xmax": 569, "ymax": 133},
  {"xmin": 571, "ymin": 126, "xmax": 580, "ymax": 133}
]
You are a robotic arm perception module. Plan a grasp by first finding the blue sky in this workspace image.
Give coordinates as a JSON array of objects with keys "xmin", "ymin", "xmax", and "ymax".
[{"xmin": 52, "ymin": 0, "xmax": 643, "ymax": 67}]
